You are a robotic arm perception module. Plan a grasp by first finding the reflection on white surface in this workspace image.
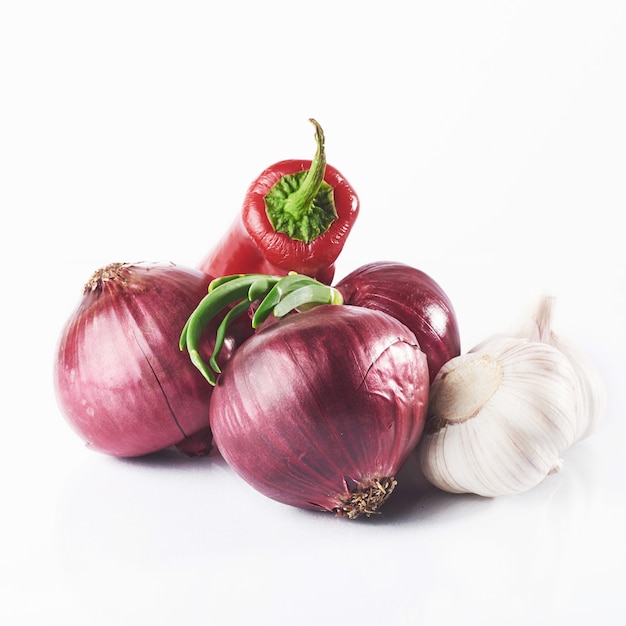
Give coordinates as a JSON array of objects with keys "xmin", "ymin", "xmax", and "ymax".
[{"xmin": 52, "ymin": 440, "xmax": 612, "ymax": 626}]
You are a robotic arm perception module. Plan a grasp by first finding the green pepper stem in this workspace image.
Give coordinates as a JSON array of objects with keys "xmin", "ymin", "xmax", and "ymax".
[
  {"xmin": 264, "ymin": 119, "xmax": 337, "ymax": 243},
  {"xmin": 281, "ymin": 119, "xmax": 326, "ymax": 219}
]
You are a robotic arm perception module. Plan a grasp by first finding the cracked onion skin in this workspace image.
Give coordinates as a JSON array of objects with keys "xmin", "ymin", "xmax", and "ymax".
[
  {"xmin": 54, "ymin": 262, "xmax": 250, "ymax": 458},
  {"xmin": 209, "ymin": 305, "xmax": 429, "ymax": 518},
  {"xmin": 335, "ymin": 261, "xmax": 461, "ymax": 383}
]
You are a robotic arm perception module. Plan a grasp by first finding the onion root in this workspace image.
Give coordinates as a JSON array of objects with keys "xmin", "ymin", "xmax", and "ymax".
[{"xmin": 334, "ymin": 477, "xmax": 398, "ymax": 519}]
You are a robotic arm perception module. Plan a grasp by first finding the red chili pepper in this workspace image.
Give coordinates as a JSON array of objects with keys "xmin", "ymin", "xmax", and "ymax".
[{"xmin": 198, "ymin": 119, "xmax": 359, "ymax": 284}]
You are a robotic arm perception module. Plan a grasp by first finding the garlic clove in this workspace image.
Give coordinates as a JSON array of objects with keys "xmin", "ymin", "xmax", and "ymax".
[
  {"xmin": 514, "ymin": 294, "xmax": 606, "ymax": 443},
  {"xmin": 419, "ymin": 337, "xmax": 579, "ymax": 497}
]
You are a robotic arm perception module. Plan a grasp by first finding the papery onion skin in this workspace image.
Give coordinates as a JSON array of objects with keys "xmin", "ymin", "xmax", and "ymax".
[
  {"xmin": 209, "ymin": 305, "xmax": 429, "ymax": 516},
  {"xmin": 335, "ymin": 261, "xmax": 461, "ymax": 383},
  {"xmin": 54, "ymin": 262, "xmax": 250, "ymax": 458}
]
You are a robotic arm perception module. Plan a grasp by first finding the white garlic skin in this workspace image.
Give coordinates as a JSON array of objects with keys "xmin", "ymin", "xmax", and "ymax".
[
  {"xmin": 419, "ymin": 337, "xmax": 580, "ymax": 497},
  {"xmin": 514, "ymin": 295, "xmax": 606, "ymax": 442}
]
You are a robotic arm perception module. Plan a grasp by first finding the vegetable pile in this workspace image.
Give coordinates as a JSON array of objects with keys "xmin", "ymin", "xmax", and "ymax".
[{"xmin": 54, "ymin": 119, "xmax": 606, "ymax": 519}]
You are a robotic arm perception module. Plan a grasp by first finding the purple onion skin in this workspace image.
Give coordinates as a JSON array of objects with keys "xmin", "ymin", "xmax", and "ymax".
[
  {"xmin": 210, "ymin": 305, "xmax": 429, "ymax": 515},
  {"xmin": 54, "ymin": 262, "xmax": 251, "ymax": 458},
  {"xmin": 335, "ymin": 261, "xmax": 461, "ymax": 383}
]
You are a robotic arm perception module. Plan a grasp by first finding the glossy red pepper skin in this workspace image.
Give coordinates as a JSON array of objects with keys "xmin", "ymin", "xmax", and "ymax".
[{"xmin": 198, "ymin": 159, "xmax": 359, "ymax": 284}]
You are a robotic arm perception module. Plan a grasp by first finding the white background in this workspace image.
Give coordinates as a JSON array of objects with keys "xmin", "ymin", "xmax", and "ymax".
[{"xmin": 2, "ymin": 2, "xmax": 625, "ymax": 625}]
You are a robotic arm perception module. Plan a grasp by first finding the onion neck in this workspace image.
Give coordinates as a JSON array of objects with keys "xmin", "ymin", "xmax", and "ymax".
[
  {"xmin": 180, "ymin": 272, "xmax": 344, "ymax": 385},
  {"xmin": 83, "ymin": 262, "xmax": 132, "ymax": 294}
]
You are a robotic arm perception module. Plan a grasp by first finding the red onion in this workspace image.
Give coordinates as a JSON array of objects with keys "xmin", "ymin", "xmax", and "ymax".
[
  {"xmin": 54, "ymin": 262, "xmax": 250, "ymax": 457},
  {"xmin": 207, "ymin": 305, "xmax": 429, "ymax": 518},
  {"xmin": 335, "ymin": 261, "xmax": 461, "ymax": 383}
]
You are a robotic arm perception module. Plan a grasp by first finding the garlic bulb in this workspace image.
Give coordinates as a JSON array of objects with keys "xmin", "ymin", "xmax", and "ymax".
[
  {"xmin": 513, "ymin": 295, "xmax": 606, "ymax": 442},
  {"xmin": 419, "ymin": 337, "xmax": 580, "ymax": 497}
]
